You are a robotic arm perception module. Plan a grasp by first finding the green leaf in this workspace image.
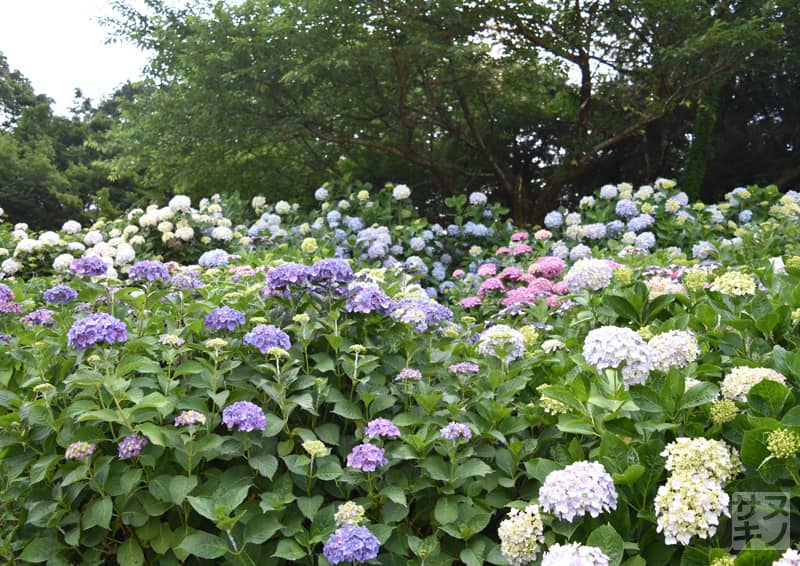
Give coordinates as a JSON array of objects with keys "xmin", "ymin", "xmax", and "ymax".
[
  {"xmin": 332, "ymin": 400, "xmax": 362, "ymax": 420},
  {"xmin": 381, "ymin": 485, "xmax": 407, "ymax": 506},
  {"xmin": 434, "ymin": 496, "xmax": 459, "ymax": 524},
  {"xmin": 138, "ymin": 422, "xmax": 166, "ymax": 446},
  {"xmin": 19, "ymin": 536, "xmax": 57, "ymax": 563},
  {"xmin": 82, "ymin": 496, "xmax": 113, "ymax": 530},
  {"xmin": 176, "ymin": 532, "xmax": 229, "ymax": 559},
  {"xmin": 586, "ymin": 525, "xmax": 624, "ymax": 566},
  {"xmin": 420, "ymin": 455, "xmax": 449, "ymax": 481},
  {"xmin": 117, "ymin": 538, "xmax": 144, "ymax": 566},
  {"xmin": 314, "ymin": 456, "xmax": 343, "ymax": 480},
  {"xmin": 613, "ymin": 464, "xmax": 646, "ymax": 486},
  {"xmin": 677, "ymin": 382, "xmax": 719, "ymax": 411},
  {"xmin": 272, "ymin": 539, "xmax": 307, "ymax": 561},
  {"xmin": 243, "ymin": 514, "xmax": 282, "ymax": 545},
  {"xmin": 458, "ymin": 459, "xmax": 493, "ymax": 479},
  {"xmin": 605, "ymin": 295, "xmax": 641, "ymax": 324},
  {"xmin": 187, "ymin": 496, "xmax": 218, "ymax": 522},
  {"xmin": 250, "ymin": 452, "xmax": 279, "ymax": 479},
  {"xmin": 297, "ymin": 495, "xmax": 324, "ymax": 520},
  {"xmin": 748, "ymin": 380, "xmax": 791, "ymax": 418}
]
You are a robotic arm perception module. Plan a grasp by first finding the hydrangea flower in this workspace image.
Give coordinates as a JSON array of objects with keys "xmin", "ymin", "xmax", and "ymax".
[
  {"xmin": 662, "ymin": 437, "xmax": 742, "ymax": 483},
  {"xmin": 498, "ymin": 504, "xmax": 545, "ymax": 565},
  {"xmin": 323, "ymin": 525, "xmax": 380, "ymax": 564},
  {"xmin": 222, "ymin": 401, "xmax": 266, "ymax": 432},
  {"xmin": 544, "ymin": 211, "xmax": 563, "ymax": 229},
  {"xmin": 721, "ymin": 366, "xmax": 786, "ymax": 402},
  {"xmin": 310, "ymin": 258, "xmax": 354, "ymax": 287},
  {"xmin": 70, "ymin": 256, "xmax": 108, "ymax": 277},
  {"xmin": 541, "ymin": 543, "xmax": 610, "ymax": 566},
  {"xmin": 170, "ymin": 270, "xmax": 204, "ymax": 291},
  {"xmin": 198, "ymin": 249, "xmax": 230, "ymax": 268},
  {"xmin": 67, "ymin": 314, "xmax": 128, "ymax": 350},
  {"xmin": 648, "ymin": 330, "xmax": 699, "ymax": 372},
  {"xmin": 346, "ymin": 285, "xmax": 395, "ymax": 315},
  {"xmin": 204, "ymin": 306, "xmax": 246, "ymax": 332},
  {"xmin": 655, "ymin": 470, "xmax": 730, "ymax": 545},
  {"xmin": 440, "ymin": 422, "xmax": 472, "ymax": 441},
  {"xmin": 390, "ymin": 297, "xmax": 453, "ymax": 331},
  {"xmin": 334, "ymin": 501, "xmax": 366, "ymax": 526},
  {"xmin": 118, "ymin": 434, "xmax": 148, "ymax": 459},
  {"xmin": 477, "ymin": 325, "xmax": 525, "ymax": 362},
  {"xmin": 128, "ymin": 260, "xmax": 170, "ymax": 282},
  {"xmin": 0, "ymin": 284, "xmax": 14, "ymax": 302},
  {"xmin": 65, "ymin": 441, "xmax": 96, "ymax": 461},
  {"xmin": 392, "ymin": 184, "xmax": 411, "ymax": 200},
  {"xmin": 22, "ymin": 308, "xmax": 55, "ymax": 327},
  {"xmin": 346, "ymin": 444, "xmax": 387, "ymax": 471},
  {"xmin": 709, "ymin": 271, "xmax": 756, "ymax": 296},
  {"xmin": 615, "ymin": 199, "xmax": 638, "ymax": 219},
  {"xmin": 469, "ymin": 191, "xmax": 487, "ymax": 205},
  {"xmin": 243, "ymin": 324, "xmax": 291, "ymax": 354},
  {"xmin": 302, "ymin": 440, "xmax": 329, "ymax": 457},
  {"xmin": 365, "ymin": 418, "xmax": 400, "ymax": 439},
  {"xmin": 773, "ymin": 548, "xmax": 800, "ymax": 566},
  {"xmin": 644, "ymin": 276, "xmax": 686, "ymax": 301},
  {"xmin": 449, "ymin": 362, "xmax": 479, "ymax": 374},
  {"xmin": 395, "ymin": 368, "xmax": 422, "ymax": 381},
  {"xmin": 563, "ymin": 258, "xmax": 614, "ymax": 293},
  {"xmin": 174, "ymin": 410, "xmax": 206, "ymax": 426},
  {"xmin": 43, "ymin": 284, "xmax": 78, "ymax": 304},
  {"xmin": 583, "ymin": 326, "xmax": 652, "ymax": 388},
  {"xmin": 539, "ymin": 461, "xmax": 618, "ymax": 521}
]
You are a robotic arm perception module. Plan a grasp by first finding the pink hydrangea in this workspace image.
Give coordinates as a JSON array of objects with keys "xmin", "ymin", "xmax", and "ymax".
[
  {"xmin": 502, "ymin": 287, "xmax": 544, "ymax": 307},
  {"xmin": 530, "ymin": 256, "xmax": 565, "ymax": 279},
  {"xmin": 477, "ymin": 277, "xmax": 506, "ymax": 297},
  {"xmin": 499, "ymin": 267, "xmax": 524, "ymax": 281},
  {"xmin": 477, "ymin": 263, "xmax": 497, "ymax": 277},
  {"xmin": 534, "ymin": 229, "xmax": 552, "ymax": 240},
  {"xmin": 511, "ymin": 231, "xmax": 529, "ymax": 242},
  {"xmin": 495, "ymin": 246, "xmax": 512, "ymax": 255},
  {"xmin": 452, "ymin": 269, "xmax": 465, "ymax": 277},
  {"xmin": 552, "ymin": 281, "xmax": 569, "ymax": 295},
  {"xmin": 513, "ymin": 244, "xmax": 533, "ymax": 256},
  {"xmin": 460, "ymin": 296, "xmax": 482, "ymax": 308},
  {"xmin": 528, "ymin": 278, "xmax": 554, "ymax": 293}
]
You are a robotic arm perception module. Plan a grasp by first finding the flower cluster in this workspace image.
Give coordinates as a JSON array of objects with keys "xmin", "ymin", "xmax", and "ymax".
[
  {"xmin": 174, "ymin": 410, "xmax": 206, "ymax": 426},
  {"xmin": 563, "ymin": 258, "xmax": 614, "ymax": 293},
  {"xmin": 243, "ymin": 324, "xmax": 291, "ymax": 354},
  {"xmin": 541, "ymin": 543, "xmax": 610, "ymax": 566},
  {"xmin": 439, "ymin": 422, "xmax": 472, "ymax": 441},
  {"xmin": 221, "ymin": 401, "xmax": 266, "ymax": 432},
  {"xmin": 118, "ymin": 434, "xmax": 148, "ymax": 459},
  {"xmin": 498, "ymin": 504, "xmax": 545, "ymax": 565},
  {"xmin": 365, "ymin": 418, "xmax": 400, "ymax": 439},
  {"xmin": 709, "ymin": 271, "xmax": 757, "ymax": 296},
  {"xmin": 70, "ymin": 256, "xmax": 108, "ymax": 277},
  {"xmin": 43, "ymin": 284, "xmax": 78, "ymax": 304},
  {"xmin": 654, "ymin": 471, "xmax": 730, "ymax": 545},
  {"xmin": 334, "ymin": 501, "xmax": 366, "ymax": 526},
  {"xmin": 67, "ymin": 314, "xmax": 128, "ymax": 350},
  {"xmin": 648, "ymin": 330, "xmax": 699, "ymax": 372},
  {"xmin": 302, "ymin": 440, "xmax": 329, "ymax": 457},
  {"xmin": 477, "ymin": 324, "xmax": 525, "ymax": 362},
  {"xmin": 204, "ymin": 306, "xmax": 246, "ymax": 332},
  {"xmin": 65, "ymin": 441, "xmax": 96, "ymax": 461},
  {"xmin": 662, "ymin": 437, "xmax": 742, "ymax": 483},
  {"xmin": 539, "ymin": 461, "xmax": 618, "ymax": 521},
  {"xmin": 323, "ymin": 525, "xmax": 380, "ymax": 564},
  {"xmin": 721, "ymin": 366, "xmax": 787, "ymax": 402},
  {"xmin": 346, "ymin": 444, "xmax": 387, "ymax": 472},
  {"xmin": 128, "ymin": 260, "xmax": 169, "ymax": 282},
  {"xmin": 766, "ymin": 428, "xmax": 800, "ymax": 459},
  {"xmin": 582, "ymin": 326, "xmax": 652, "ymax": 388}
]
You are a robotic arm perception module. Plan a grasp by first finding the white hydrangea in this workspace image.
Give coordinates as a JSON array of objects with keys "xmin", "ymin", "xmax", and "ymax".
[
  {"xmin": 648, "ymin": 330, "xmax": 699, "ymax": 372},
  {"xmin": 14, "ymin": 222, "xmax": 28, "ymax": 231},
  {"xmin": 338, "ymin": 199, "xmax": 350, "ymax": 210},
  {"xmin": 12, "ymin": 229, "xmax": 27, "ymax": 241},
  {"xmin": 392, "ymin": 184, "xmax": 411, "ymax": 200},
  {"xmin": 115, "ymin": 244, "xmax": 136, "ymax": 266},
  {"xmin": 62, "ymin": 220, "xmax": 82, "ymax": 234},
  {"xmin": 157, "ymin": 207, "xmax": 175, "ymax": 221},
  {"xmin": 541, "ymin": 339, "xmax": 566, "ymax": 353},
  {"xmin": 251, "ymin": 195, "xmax": 266, "ymax": 209},
  {"xmin": 541, "ymin": 543, "xmax": 610, "ymax": 566},
  {"xmin": 721, "ymin": 366, "xmax": 787, "ymax": 402},
  {"xmin": 563, "ymin": 258, "xmax": 613, "ymax": 293},
  {"xmin": 1, "ymin": 258, "xmax": 23, "ymax": 274},
  {"xmin": 157, "ymin": 221, "xmax": 174, "ymax": 234},
  {"xmin": 583, "ymin": 326, "xmax": 652, "ymax": 388},
  {"xmin": 579, "ymin": 196, "xmax": 596, "ymax": 209},
  {"xmin": 175, "ymin": 226, "xmax": 194, "ymax": 241},
  {"xmin": 498, "ymin": 504, "xmax": 544, "ymax": 566},
  {"xmin": 662, "ymin": 437, "xmax": 742, "ymax": 483},
  {"xmin": 655, "ymin": 471, "xmax": 730, "ymax": 545},
  {"xmin": 275, "ymin": 200, "xmax": 291, "ymax": 214},
  {"xmin": 168, "ymin": 195, "xmax": 191, "ymax": 212},
  {"xmin": 565, "ymin": 212, "xmax": 582, "ymax": 226},
  {"xmin": 130, "ymin": 235, "xmax": 146, "ymax": 246},
  {"xmin": 83, "ymin": 230, "xmax": 104, "ymax": 247},
  {"xmin": 315, "ymin": 187, "xmax": 329, "ymax": 201},
  {"xmin": 773, "ymin": 548, "xmax": 800, "ymax": 566},
  {"xmin": 15, "ymin": 239, "xmax": 43, "ymax": 255},
  {"xmin": 67, "ymin": 242, "xmax": 85, "ymax": 252},
  {"xmin": 644, "ymin": 276, "xmax": 686, "ymax": 301},
  {"xmin": 477, "ymin": 325, "xmax": 526, "ymax": 362},
  {"xmin": 469, "ymin": 192, "xmax": 487, "ymax": 206},
  {"xmin": 635, "ymin": 185, "xmax": 654, "ymax": 200},
  {"xmin": 211, "ymin": 226, "xmax": 233, "ymax": 241}
]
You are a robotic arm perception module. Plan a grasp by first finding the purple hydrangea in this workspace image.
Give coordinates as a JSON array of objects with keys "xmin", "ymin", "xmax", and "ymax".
[
  {"xmin": 539, "ymin": 461, "xmax": 618, "ymax": 521},
  {"xmin": 390, "ymin": 297, "xmax": 453, "ymax": 331},
  {"xmin": 449, "ymin": 362, "xmax": 480, "ymax": 375},
  {"xmin": 323, "ymin": 525, "xmax": 380, "ymax": 565},
  {"xmin": 0, "ymin": 284, "xmax": 14, "ymax": 302},
  {"xmin": 128, "ymin": 260, "xmax": 170, "ymax": 282},
  {"xmin": 243, "ymin": 324, "xmax": 291, "ymax": 354},
  {"xmin": 346, "ymin": 285, "xmax": 396, "ymax": 315},
  {"xmin": 440, "ymin": 422, "xmax": 472, "ymax": 441},
  {"xmin": 310, "ymin": 258, "xmax": 353, "ymax": 287},
  {"xmin": 204, "ymin": 306, "xmax": 246, "ymax": 332},
  {"xmin": 43, "ymin": 284, "xmax": 78, "ymax": 304},
  {"xmin": 222, "ymin": 401, "xmax": 266, "ymax": 432},
  {"xmin": 346, "ymin": 444, "xmax": 387, "ymax": 471},
  {"xmin": 265, "ymin": 262, "xmax": 311, "ymax": 292},
  {"xmin": 395, "ymin": 368, "xmax": 423, "ymax": 381},
  {"xmin": 365, "ymin": 418, "xmax": 400, "ymax": 439},
  {"xmin": 615, "ymin": 199, "xmax": 638, "ymax": 219},
  {"xmin": 170, "ymin": 270, "xmax": 204, "ymax": 291},
  {"xmin": 118, "ymin": 434, "xmax": 148, "ymax": 458},
  {"xmin": 22, "ymin": 308, "xmax": 55, "ymax": 327},
  {"xmin": 67, "ymin": 314, "xmax": 128, "ymax": 350},
  {"xmin": 70, "ymin": 256, "xmax": 108, "ymax": 277},
  {"xmin": 174, "ymin": 410, "xmax": 206, "ymax": 426}
]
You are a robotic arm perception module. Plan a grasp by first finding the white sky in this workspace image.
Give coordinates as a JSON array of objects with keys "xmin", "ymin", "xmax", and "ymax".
[{"xmin": 0, "ymin": 0, "xmax": 150, "ymax": 115}]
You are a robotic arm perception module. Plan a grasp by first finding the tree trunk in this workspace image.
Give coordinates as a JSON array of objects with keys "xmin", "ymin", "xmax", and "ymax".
[{"xmin": 681, "ymin": 84, "xmax": 721, "ymax": 201}]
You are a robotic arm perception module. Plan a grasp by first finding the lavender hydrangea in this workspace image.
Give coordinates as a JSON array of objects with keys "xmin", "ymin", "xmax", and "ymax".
[
  {"xmin": 544, "ymin": 211, "xmax": 564, "ymax": 229},
  {"xmin": 170, "ymin": 270, "xmax": 204, "ymax": 290},
  {"xmin": 322, "ymin": 525, "xmax": 380, "ymax": 564},
  {"xmin": 0, "ymin": 284, "xmax": 13, "ymax": 302},
  {"xmin": 198, "ymin": 249, "xmax": 230, "ymax": 268},
  {"xmin": 539, "ymin": 461, "xmax": 618, "ymax": 521},
  {"xmin": 390, "ymin": 297, "xmax": 453, "ymax": 331},
  {"xmin": 477, "ymin": 324, "xmax": 525, "ymax": 362},
  {"xmin": 346, "ymin": 444, "xmax": 387, "ymax": 471},
  {"xmin": 583, "ymin": 326, "xmax": 652, "ymax": 388},
  {"xmin": 563, "ymin": 258, "xmax": 614, "ymax": 294},
  {"xmin": 440, "ymin": 422, "xmax": 472, "ymax": 441},
  {"xmin": 265, "ymin": 262, "xmax": 311, "ymax": 292},
  {"xmin": 174, "ymin": 410, "xmax": 207, "ymax": 426},
  {"xmin": 128, "ymin": 260, "xmax": 169, "ymax": 282},
  {"xmin": 222, "ymin": 401, "xmax": 266, "ymax": 432},
  {"xmin": 43, "ymin": 284, "xmax": 78, "ymax": 304},
  {"xmin": 648, "ymin": 330, "xmax": 700, "ymax": 372},
  {"xmin": 243, "ymin": 324, "xmax": 291, "ymax": 354},
  {"xmin": 541, "ymin": 543, "xmax": 610, "ymax": 566},
  {"xmin": 204, "ymin": 306, "xmax": 246, "ymax": 332},
  {"xmin": 70, "ymin": 256, "xmax": 108, "ymax": 277},
  {"xmin": 346, "ymin": 285, "xmax": 396, "ymax": 315},
  {"xmin": 615, "ymin": 199, "xmax": 638, "ymax": 219},
  {"xmin": 310, "ymin": 258, "xmax": 353, "ymax": 287},
  {"xmin": 67, "ymin": 314, "xmax": 128, "ymax": 350},
  {"xmin": 395, "ymin": 368, "xmax": 423, "ymax": 381},
  {"xmin": 118, "ymin": 434, "xmax": 148, "ymax": 458},
  {"xmin": 365, "ymin": 418, "xmax": 401, "ymax": 439},
  {"xmin": 449, "ymin": 362, "xmax": 479, "ymax": 374},
  {"xmin": 22, "ymin": 308, "xmax": 55, "ymax": 327},
  {"xmin": 773, "ymin": 549, "xmax": 800, "ymax": 566}
]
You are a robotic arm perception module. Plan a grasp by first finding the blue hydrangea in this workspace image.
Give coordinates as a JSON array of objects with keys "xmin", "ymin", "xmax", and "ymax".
[
  {"xmin": 544, "ymin": 211, "xmax": 564, "ymax": 229},
  {"xmin": 463, "ymin": 222, "xmax": 491, "ymax": 237},
  {"xmin": 128, "ymin": 260, "xmax": 169, "ymax": 282},
  {"xmin": 344, "ymin": 216, "xmax": 364, "ymax": 232},
  {"xmin": 326, "ymin": 210, "xmax": 342, "ymax": 227},
  {"xmin": 627, "ymin": 213, "xmax": 654, "ymax": 232},
  {"xmin": 222, "ymin": 401, "xmax": 266, "ymax": 432},
  {"xmin": 606, "ymin": 220, "xmax": 625, "ymax": 238},
  {"xmin": 71, "ymin": 256, "xmax": 108, "ymax": 277},
  {"xmin": 170, "ymin": 271, "xmax": 204, "ymax": 291},
  {"xmin": 409, "ymin": 237, "xmax": 425, "ymax": 251},
  {"xmin": 346, "ymin": 285, "xmax": 396, "ymax": 315},
  {"xmin": 615, "ymin": 199, "xmax": 638, "ymax": 219},
  {"xmin": 68, "ymin": 314, "xmax": 128, "ymax": 350},
  {"xmin": 447, "ymin": 224, "xmax": 460, "ymax": 236},
  {"xmin": 266, "ymin": 262, "xmax": 310, "ymax": 292},
  {"xmin": 391, "ymin": 297, "xmax": 453, "ymax": 331},
  {"xmin": 204, "ymin": 306, "xmax": 246, "ymax": 332},
  {"xmin": 635, "ymin": 231, "xmax": 656, "ymax": 249},
  {"xmin": 43, "ymin": 284, "xmax": 78, "ymax": 304},
  {"xmin": 243, "ymin": 324, "xmax": 291, "ymax": 354},
  {"xmin": 739, "ymin": 209, "xmax": 753, "ymax": 223},
  {"xmin": 403, "ymin": 256, "xmax": 428, "ymax": 275},
  {"xmin": 323, "ymin": 525, "xmax": 380, "ymax": 564},
  {"xmin": 198, "ymin": 249, "xmax": 230, "ymax": 268},
  {"xmin": 310, "ymin": 259, "xmax": 353, "ymax": 287}
]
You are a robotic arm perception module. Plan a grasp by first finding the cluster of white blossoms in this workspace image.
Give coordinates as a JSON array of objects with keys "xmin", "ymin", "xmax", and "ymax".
[
  {"xmin": 477, "ymin": 325, "xmax": 526, "ymax": 362},
  {"xmin": 498, "ymin": 504, "xmax": 544, "ymax": 566},
  {"xmin": 721, "ymin": 366, "xmax": 787, "ymax": 402},
  {"xmin": 655, "ymin": 470, "xmax": 731, "ymax": 545},
  {"xmin": 563, "ymin": 258, "xmax": 614, "ymax": 293},
  {"xmin": 583, "ymin": 326, "xmax": 652, "ymax": 388},
  {"xmin": 644, "ymin": 276, "xmax": 687, "ymax": 301},
  {"xmin": 656, "ymin": 437, "xmax": 741, "ymax": 545},
  {"xmin": 541, "ymin": 543, "xmax": 610, "ymax": 566},
  {"xmin": 392, "ymin": 183, "xmax": 411, "ymax": 200},
  {"xmin": 648, "ymin": 330, "xmax": 700, "ymax": 372}
]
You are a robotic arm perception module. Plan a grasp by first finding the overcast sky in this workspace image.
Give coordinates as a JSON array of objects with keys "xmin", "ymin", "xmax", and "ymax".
[{"xmin": 0, "ymin": 0, "xmax": 150, "ymax": 115}]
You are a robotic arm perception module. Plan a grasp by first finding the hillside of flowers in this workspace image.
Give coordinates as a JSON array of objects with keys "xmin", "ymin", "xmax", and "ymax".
[{"xmin": 1, "ymin": 178, "xmax": 800, "ymax": 565}]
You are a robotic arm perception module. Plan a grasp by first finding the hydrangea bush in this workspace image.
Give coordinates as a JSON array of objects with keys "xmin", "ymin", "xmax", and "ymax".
[{"xmin": 1, "ymin": 179, "xmax": 800, "ymax": 564}]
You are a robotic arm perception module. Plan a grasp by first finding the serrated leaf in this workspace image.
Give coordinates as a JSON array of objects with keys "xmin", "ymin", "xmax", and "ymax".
[
  {"xmin": 177, "ymin": 532, "xmax": 229, "ymax": 559},
  {"xmin": 117, "ymin": 538, "xmax": 144, "ymax": 566}
]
